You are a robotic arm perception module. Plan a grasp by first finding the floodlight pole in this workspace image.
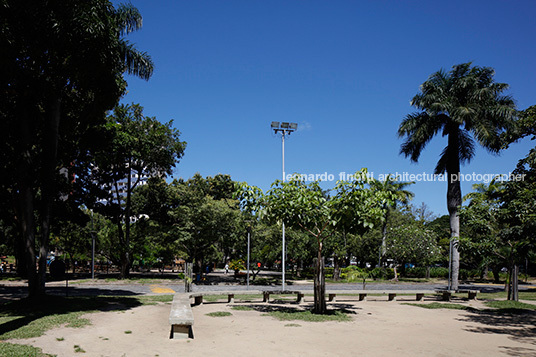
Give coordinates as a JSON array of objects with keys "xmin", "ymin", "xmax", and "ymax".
[
  {"xmin": 281, "ymin": 131, "xmax": 286, "ymax": 291},
  {"xmin": 271, "ymin": 122, "xmax": 297, "ymax": 292}
]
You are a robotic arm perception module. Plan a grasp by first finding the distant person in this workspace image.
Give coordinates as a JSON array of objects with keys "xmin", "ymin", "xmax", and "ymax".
[{"xmin": 225, "ymin": 263, "xmax": 229, "ymax": 275}]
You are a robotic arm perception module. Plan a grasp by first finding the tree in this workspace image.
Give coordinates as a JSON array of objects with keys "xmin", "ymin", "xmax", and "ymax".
[
  {"xmin": 386, "ymin": 222, "xmax": 440, "ymax": 280},
  {"xmin": 398, "ymin": 62, "xmax": 516, "ymax": 290},
  {"xmin": 238, "ymin": 169, "xmax": 385, "ymax": 314},
  {"xmin": 1, "ymin": 0, "xmax": 153, "ymax": 297},
  {"xmin": 460, "ymin": 180, "xmax": 505, "ymax": 282},
  {"xmin": 92, "ymin": 103, "xmax": 185, "ymax": 278},
  {"xmin": 370, "ymin": 175, "xmax": 414, "ymax": 266}
]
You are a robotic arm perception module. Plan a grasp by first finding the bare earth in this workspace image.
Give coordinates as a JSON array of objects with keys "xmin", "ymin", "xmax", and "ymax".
[{"xmin": 8, "ymin": 296, "xmax": 536, "ymax": 357}]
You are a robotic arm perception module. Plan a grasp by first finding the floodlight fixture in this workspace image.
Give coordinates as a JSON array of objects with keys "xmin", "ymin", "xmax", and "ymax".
[
  {"xmin": 289, "ymin": 123, "xmax": 298, "ymax": 130},
  {"xmin": 271, "ymin": 121, "xmax": 280, "ymax": 129},
  {"xmin": 280, "ymin": 122, "xmax": 290, "ymax": 129}
]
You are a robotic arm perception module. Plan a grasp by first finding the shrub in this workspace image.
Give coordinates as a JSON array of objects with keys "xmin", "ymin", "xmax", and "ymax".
[{"xmin": 368, "ymin": 267, "xmax": 394, "ymax": 280}]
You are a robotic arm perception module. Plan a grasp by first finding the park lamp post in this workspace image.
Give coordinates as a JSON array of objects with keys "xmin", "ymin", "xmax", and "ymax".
[{"xmin": 271, "ymin": 121, "xmax": 298, "ymax": 291}]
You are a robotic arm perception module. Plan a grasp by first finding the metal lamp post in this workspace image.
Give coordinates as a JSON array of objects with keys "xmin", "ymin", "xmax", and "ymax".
[{"xmin": 271, "ymin": 121, "xmax": 298, "ymax": 291}]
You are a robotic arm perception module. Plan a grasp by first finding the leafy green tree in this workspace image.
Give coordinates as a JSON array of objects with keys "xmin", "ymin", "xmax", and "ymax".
[
  {"xmin": 169, "ymin": 177, "xmax": 242, "ymax": 276},
  {"xmin": 370, "ymin": 175, "xmax": 414, "ymax": 266},
  {"xmin": 398, "ymin": 62, "xmax": 517, "ymax": 290},
  {"xmin": 386, "ymin": 222, "xmax": 440, "ymax": 280},
  {"xmin": 460, "ymin": 180, "xmax": 505, "ymax": 282},
  {"xmin": 92, "ymin": 103, "xmax": 185, "ymax": 278},
  {"xmin": 1, "ymin": 0, "xmax": 153, "ymax": 297},
  {"xmin": 239, "ymin": 169, "xmax": 385, "ymax": 314}
]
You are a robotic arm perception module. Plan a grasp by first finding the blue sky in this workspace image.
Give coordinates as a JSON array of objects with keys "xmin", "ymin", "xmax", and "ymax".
[{"xmin": 119, "ymin": 0, "xmax": 536, "ymax": 217}]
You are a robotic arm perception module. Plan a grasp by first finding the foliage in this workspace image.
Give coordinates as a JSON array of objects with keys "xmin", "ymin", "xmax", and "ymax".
[
  {"xmin": 0, "ymin": 0, "xmax": 154, "ymax": 296},
  {"xmin": 229, "ymin": 259, "xmax": 246, "ymax": 272},
  {"xmin": 238, "ymin": 169, "xmax": 386, "ymax": 314},
  {"xmin": 91, "ymin": 103, "xmax": 185, "ymax": 278},
  {"xmin": 385, "ymin": 222, "xmax": 440, "ymax": 267}
]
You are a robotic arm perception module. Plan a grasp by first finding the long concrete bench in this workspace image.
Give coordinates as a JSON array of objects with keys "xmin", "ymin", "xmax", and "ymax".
[{"xmin": 326, "ymin": 289, "xmax": 479, "ymax": 302}]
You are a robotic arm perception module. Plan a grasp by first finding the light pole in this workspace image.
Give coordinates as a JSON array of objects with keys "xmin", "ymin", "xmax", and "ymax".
[{"xmin": 271, "ymin": 121, "xmax": 298, "ymax": 291}]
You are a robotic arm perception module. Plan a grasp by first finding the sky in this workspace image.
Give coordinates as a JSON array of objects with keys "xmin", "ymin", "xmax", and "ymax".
[{"xmin": 118, "ymin": 0, "xmax": 536, "ymax": 217}]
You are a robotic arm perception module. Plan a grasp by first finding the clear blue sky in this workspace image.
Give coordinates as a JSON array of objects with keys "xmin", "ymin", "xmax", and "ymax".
[{"xmin": 119, "ymin": 0, "xmax": 536, "ymax": 217}]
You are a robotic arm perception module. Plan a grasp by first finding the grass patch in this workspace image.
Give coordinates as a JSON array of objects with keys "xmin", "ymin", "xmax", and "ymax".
[
  {"xmin": 284, "ymin": 323, "xmax": 302, "ymax": 327},
  {"xmin": 231, "ymin": 305, "xmax": 254, "ymax": 311},
  {"xmin": 55, "ymin": 337, "xmax": 64, "ymax": 341},
  {"xmin": 0, "ymin": 342, "xmax": 52, "ymax": 357},
  {"xmin": 137, "ymin": 295, "xmax": 173, "ymax": 305},
  {"xmin": 478, "ymin": 291, "xmax": 536, "ymax": 301},
  {"xmin": 73, "ymin": 345, "xmax": 85, "ymax": 353},
  {"xmin": 124, "ymin": 330, "xmax": 132, "ymax": 334},
  {"xmin": 403, "ymin": 302, "xmax": 471, "ymax": 310},
  {"xmin": 205, "ymin": 311, "xmax": 232, "ymax": 317},
  {"xmin": 265, "ymin": 310, "xmax": 351, "ymax": 322},
  {"xmin": 484, "ymin": 300, "xmax": 536, "ymax": 311}
]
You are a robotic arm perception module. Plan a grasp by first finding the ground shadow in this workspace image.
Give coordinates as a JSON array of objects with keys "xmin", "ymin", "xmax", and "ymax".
[
  {"xmin": 234, "ymin": 302, "xmax": 359, "ymax": 316},
  {"xmin": 0, "ymin": 289, "xmax": 144, "ymax": 339},
  {"xmin": 459, "ymin": 308, "xmax": 536, "ymax": 355}
]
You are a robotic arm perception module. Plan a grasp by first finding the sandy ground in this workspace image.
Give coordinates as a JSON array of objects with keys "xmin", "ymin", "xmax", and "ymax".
[{"xmin": 7, "ymin": 296, "xmax": 536, "ymax": 357}]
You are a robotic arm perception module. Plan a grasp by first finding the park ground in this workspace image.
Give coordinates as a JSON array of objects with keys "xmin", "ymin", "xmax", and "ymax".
[
  {"xmin": 1, "ymin": 272, "xmax": 536, "ymax": 356},
  {"xmin": 1, "ymin": 287, "xmax": 536, "ymax": 356}
]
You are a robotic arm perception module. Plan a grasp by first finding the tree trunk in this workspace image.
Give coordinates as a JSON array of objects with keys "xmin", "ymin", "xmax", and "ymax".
[
  {"xmin": 120, "ymin": 164, "xmax": 133, "ymax": 279},
  {"xmin": 492, "ymin": 265, "xmax": 500, "ymax": 284},
  {"xmin": 380, "ymin": 207, "xmax": 388, "ymax": 267},
  {"xmin": 313, "ymin": 255, "xmax": 326, "ymax": 314},
  {"xmin": 17, "ymin": 106, "xmax": 38, "ymax": 297},
  {"xmin": 38, "ymin": 95, "xmax": 62, "ymax": 296},
  {"xmin": 446, "ymin": 128, "xmax": 462, "ymax": 291},
  {"xmin": 333, "ymin": 253, "xmax": 340, "ymax": 281},
  {"xmin": 509, "ymin": 265, "xmax": 519, "ymax": 301}
]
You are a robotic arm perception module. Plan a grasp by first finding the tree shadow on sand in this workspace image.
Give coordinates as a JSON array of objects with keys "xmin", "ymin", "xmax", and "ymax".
[
  {"xmin": 0, "ymin": 293, "xmax": 143, "ymax": 339},
  {"xmin": 459, "ymin": 308, "xmax": 536, "ymax": 356}
]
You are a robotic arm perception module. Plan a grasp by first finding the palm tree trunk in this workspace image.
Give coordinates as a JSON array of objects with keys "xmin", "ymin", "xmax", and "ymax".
[{"xmin": 447, "ymin": 129, "xmax": 462, "ymax": 291}]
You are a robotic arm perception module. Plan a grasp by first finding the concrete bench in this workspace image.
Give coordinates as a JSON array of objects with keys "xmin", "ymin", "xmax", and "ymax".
[
  {"xmin": 326, "ymin": 290, "xmax": 438, "ymax": 302},
  {"xmin": 189, "ymin": 290, "xmax": 262, "ymax": 305},
  {"xmin": 262, "ymin": 290, "xmax": 305, "ymax": 303},
  {"xmin": 169, "ymin": 294, "xmax": 194, "ymax": 339},
  {"xmin": 326, "ymin": 289, "xmax": 479, "ymax": 302},
  {"xmin": 436, "ymin": 289, "xmax": 479, "ymax": 301}
]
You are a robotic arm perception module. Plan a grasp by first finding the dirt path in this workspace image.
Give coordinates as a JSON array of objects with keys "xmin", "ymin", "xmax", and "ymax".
[{"xmin": 9, "ymin": 297, "xmax": 536, "ymax": 357}]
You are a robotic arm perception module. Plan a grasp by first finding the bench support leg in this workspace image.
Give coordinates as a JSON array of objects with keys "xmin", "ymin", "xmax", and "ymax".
[
  {"xmin": 296, "ymin": 293, "xmax": 304, "ymax": 303},
  {"xmin": 228, "ymin": 294, "xmax": 235, "ymax": 303},
  {"xmin": 171, "ymin": 325, "xmax": 193, "ymax": 339},
  {"xmin": 194, "ymin": 296, "xmax": 203, "ymax": 305},
  {"xmin": 359, "ymin": 294, "xmax": 367, "ymax": 301},
  {"xmin": 263, "ymin": 292, "xmax": 270, "ymax": 303},
  {"xmin": 416, "ymin": 293, "xmax": 424, "ymax": 301},
  {"xmin": 468, "ymin": 292, "xmax": 477, "ymax": 300},
  {"xmin": 328, "ymin": 294, "xmax": 336, "ymax": 302},
  {"xmin": 442, "ymin": 292, "xmax": 451, "ymax": 301},
  {"xmin": 388, "ymin": 293, "xmax": 397, "ymax": 301}
]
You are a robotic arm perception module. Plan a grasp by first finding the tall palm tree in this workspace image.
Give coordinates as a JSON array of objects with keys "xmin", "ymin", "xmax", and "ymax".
[
  {"xmin": 370, "ymin": 176, "xmax": 414, "ymax": 266},
  {"xmin": 398, "ymin": 63, "xmax": 516, "ymax": 290}
]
